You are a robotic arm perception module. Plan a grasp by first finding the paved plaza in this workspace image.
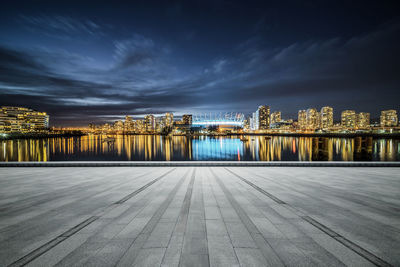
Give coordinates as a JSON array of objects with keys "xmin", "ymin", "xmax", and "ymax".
[{"xmin": 0, "ymin": 166, "xmax": 399, "ymax": 266}]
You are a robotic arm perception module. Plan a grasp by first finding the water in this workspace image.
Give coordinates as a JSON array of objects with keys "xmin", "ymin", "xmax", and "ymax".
[{"xmin": 0, "ymin": 134, "xmax": 399, "ymax": 161}]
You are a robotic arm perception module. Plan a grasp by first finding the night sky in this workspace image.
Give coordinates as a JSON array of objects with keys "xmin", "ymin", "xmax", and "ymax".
[{"xmin": 0, "ymin": 0, "xmax": 399, "ymax": 126}]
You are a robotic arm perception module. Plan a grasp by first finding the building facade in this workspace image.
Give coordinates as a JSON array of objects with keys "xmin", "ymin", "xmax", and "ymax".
[
  {"xmin": 256, "ymin": 105, "xmax": 270, "ymax": 130},
  {"xmin": 320, "ymin": 106, "xmax": 333, "ymax": 129},
  {"xmin": 0, "ymin": 106, "xmax": 49, "ymax": 133},
  {"xmin": 306, "ymin": 108, "xmax": 319, "ymax": 129},
  {"xmin": 270, "ymin": 111, "xmax": 281, "ymax": 124},
  {"xmin": 341, "ymin": 110, "xmax": 356, "ymax": 129},
  {"xmin": 380, "ymin": 110, "xmax": 398, "ymax": 127},
  {"xmin": 298, "ymin": 110, "xmax": 307, "ymax": 129},
  {"xmin": 356, "ymin": 112, "xmax": 370, "ymax": 129}
]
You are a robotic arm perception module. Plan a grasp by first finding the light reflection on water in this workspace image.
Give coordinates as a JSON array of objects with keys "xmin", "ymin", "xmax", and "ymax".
[{"xmin": 0, "ymin": 135, "xmax": 399, "ymax": 161}]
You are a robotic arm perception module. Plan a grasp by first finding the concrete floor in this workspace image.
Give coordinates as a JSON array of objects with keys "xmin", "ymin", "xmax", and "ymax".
[{"xmin": 0, "ymin": 167, "xmax": 399, "ymax": 267}]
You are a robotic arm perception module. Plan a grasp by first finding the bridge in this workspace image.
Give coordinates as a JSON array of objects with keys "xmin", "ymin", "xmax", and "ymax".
[{"xmin": 192, "ymin": 112, "xmax": 244, "ymax": 127}]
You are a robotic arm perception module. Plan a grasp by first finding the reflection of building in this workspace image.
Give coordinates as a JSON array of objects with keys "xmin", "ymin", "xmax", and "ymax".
[
  {"xmin": 182, "ymin": 114, "xmax": 192, "ymax": 125},
  {"xmin": 380, "ymin": 110, "xmax": 398, "ymax": 127},
  {"xmin": 306, "ymin": 108, "xmax": 319, "ymax": 129},
  {"xmin": 356, "ymin": 112, "xmax": 370, "ymax": 129},
  {"xmin": 320, "ymin": 106, "xmax": 333, "ymax": 129},
  {"xmin": 271, "ymin": 111, "xmax": 281, "ymax": 124},
  {"xmin": 298, "ymin": 110, "xmax": 307, "ymax": 129},
  {"xmin": 341, "ymin": 110, "xmax": 356, "ymax": 129},
  {"xmin": 0, "ymin": 106, "xmax": 49, "ymax": 133}
]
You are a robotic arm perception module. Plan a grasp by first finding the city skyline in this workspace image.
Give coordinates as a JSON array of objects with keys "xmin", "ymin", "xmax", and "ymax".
[{"xmin": 1, "ymin": 1, "xmax": 400, "ymax": 126}]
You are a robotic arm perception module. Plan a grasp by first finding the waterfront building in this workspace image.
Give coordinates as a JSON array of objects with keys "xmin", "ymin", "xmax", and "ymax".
[
  {"xmin": 341, "ymin": 110, "xmax": 356, "ymax": 129},
  {"xmin": 356, "ymin": 112, "xmax": 370, "ymax": 129},
  {"xmin": 164, "ymin": 113, "xmax": 174, "ymax": 128},
  {"xmin": 145, "ymin": 115, "xmax": 155, "ymax": 132},
  {"xmin": 124, "ymin": 116, "xmax": 134, "ymax": 132},
  {"xmin": 0, "ymin": 106, "xmax": 49, "ymax": 133},
  {"xmin": 380, "ymin": 110, "xmax": 398, "ymax": 127},
  {"xmin": 255, "ymin": 105, "xmax": 270, "ymax": 130},
  {"xmin": 298, "ymin": 110, "xmax": 307, "ymax": 129},
  {"xmin": 320, "ymin": 106, "xmax": 333, "ymax": 129},
  {"xmin": 182, "ymin": 114, "xmax": 192, "ymax": 125},
  {"xmin": 271, "ymin": 111, "xmax": 281, "ymax": 124},
  {"xmin": 306, "ymin": 108, "xmax": 319, "ymax": 129}
]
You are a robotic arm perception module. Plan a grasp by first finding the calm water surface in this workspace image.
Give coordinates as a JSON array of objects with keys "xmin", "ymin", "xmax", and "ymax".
[{"xmin": 1, "ymin": 134, "xmax": 399, "ymax": 161}]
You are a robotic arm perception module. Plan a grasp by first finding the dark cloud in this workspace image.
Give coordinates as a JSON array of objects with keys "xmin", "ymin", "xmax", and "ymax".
[{"xmin": 0, "ymin": 1, "xmax": 399, "ymax": 125}]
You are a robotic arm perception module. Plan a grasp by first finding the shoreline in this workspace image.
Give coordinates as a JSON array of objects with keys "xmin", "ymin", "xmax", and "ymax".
[{"xmin": 1, "ymin": 131, "xmax": 400, "ymax": 140}]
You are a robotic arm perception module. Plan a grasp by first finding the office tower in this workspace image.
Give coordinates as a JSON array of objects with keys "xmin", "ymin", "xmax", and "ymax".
[
  {"xmin": 271, "ymin": 111, "xmax": 281, "ymax": 124},
  {"xmin": 298, "ymin": 110, "xmax": 307, "ymax": 129},
  {"xmin": 256, "ymin": 105, "xmax": 270, "ymax": 130},
  {"xmin": 320, "ymin": 106, "xmax": 333, "ymax": 129},
  {"xmin": 356, "ymin": 112, "xmax": 370, "ymax": 129},
  {"xmin": 380, "ymin": 110, "xmax": 398, "ymax": 127},
  {"xmin": 341, "ymin": 110, "xmax": 356, "ymax": 128},
  {"xmin": 306, "ymin": 108, "xmax": 319, "ymax": 129},
  {"xmin": 182, "ymin": 114, "xmax": 192, "ymax": 125}
]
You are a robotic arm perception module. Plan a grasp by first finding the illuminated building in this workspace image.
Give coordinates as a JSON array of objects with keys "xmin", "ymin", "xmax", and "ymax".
[
  {"xmin": 271, "ymin": 111, "xmax": 281, "ymax": 124},
  {"xmin": 380, "ymin": 110, "xmax": 398, "ymax": 127},
  {"xmin": 124, "ymin": 116, "xmax": 134, "ymax": 132},
  {"xmin": 306, "ymin": 108, "xmax": 319, "ymax": 129},
  {"xmin": 255, "ymin": 105, "xmax": 270, "ymax": 130},
  {"xmin": 182, "ymin": 114, "xmax": 192, "ymax": 125},
  {"xmin": 0, "ymin": 106, "xmax": 49, "ymax": 133},
  {"xmin": 341, "ymin": 110, "xmax": 356, "ymax": 129},
  {"xmin": 165, "ymin": 113, "xmax": 174, "ymax": 127},
  {"xmin": 320, "ymin": 106, "xmax": 333, "ymax": 129},
  {"xmin": 298, "ymin": 110, "xmax": 307, "ymax": 129},
  {"xmin": 145, "ymin": 115, "xmax": 155, "ymax": 132},
  {"xmin": 356, "ymin": 112, "xmax": 370, "ymax": 129}
]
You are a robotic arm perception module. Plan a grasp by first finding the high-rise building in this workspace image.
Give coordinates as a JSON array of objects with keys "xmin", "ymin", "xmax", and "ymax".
[
  {"xmin": 320, "ymin": 106, "xmax": 333, "ymax": 129},
  {"xmin": 356, "ymin": 112, "xmax": 370, "ymax": 129},
  {"xmin": 182, "ymin": 114, "xmax": 192, "ymax": 125},
  {"xmin": 255, "ymin": 105, "xmax": 270, "ymax": 130},
  {"xmin": 165, "ymin": 113, "xmax": 174, "ymax": 128},
  {"xmin": 380, "ymin": 110, "xmax": 398, "ymax": 127},
  {"xmin": 144, "ymin": 115, "xmax": 155, "ymax": 131},
  {"xmin": 298, "ymin": 110, "xmax": 307, "ymax": 129},
  {"xmin": 124, "ymin": 115, "xmax": 134, "ymax": 132},
  {"xmin": 271, "ymin": 111, "xmax": 281, "ymax": 124},
  {"xmin": 341, "ymin": 110, "xmax": 356, "ymax": 128},
  {"xmin": 306, "ymin": 108, "xmax": 319, "ymax": 129}
]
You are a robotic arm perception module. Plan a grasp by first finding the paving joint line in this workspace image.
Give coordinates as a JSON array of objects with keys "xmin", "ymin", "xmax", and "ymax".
[
  {"xmin": 210, "ymin": 168, "xmax": 285, "ymax": 267},
  {"xmin": 223, "ymin": 167, "xmax": 393, "ymax": 267},
  {"xmin": 116, "ymin": 169, "xmax": 191, "ymax": 266},
  {"xmin": 7, "ymin": 168, "xmax": 176, "ymax": 267}
]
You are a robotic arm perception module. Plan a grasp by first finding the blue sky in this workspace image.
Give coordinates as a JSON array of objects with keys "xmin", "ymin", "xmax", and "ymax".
[{"xmin": 0, "ymin": 0, "xmax": 399, "ymax": 126}]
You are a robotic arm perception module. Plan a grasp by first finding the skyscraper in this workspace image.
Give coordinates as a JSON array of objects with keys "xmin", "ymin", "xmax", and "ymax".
[
  {"xmin": 165, "ymin": 113, "xmax": 174, "ymax": 127},
  {"xmin": 356, "ymin": 112, "xmax": 370, "ymax": 129},
  {"xmin": 380, "ymin": 110, "xmax": 398, "ymax": 127},
  {"xmin": 341, "ymin": 110, "xmax": 356, "ymax": 128},
  {"xmin": 256, "ymin": 105, "xmax": 270, "ymax": 130},
  {"xmin": 306, "ymin": 108, "xmax": 319, "ymax": 129},
  {"xmin": 298, "ymin": 110, "xmax": 307, "ymax": 129},
  {"xmin": 144, "ymin": 115, "xmax": 155, "ymax": 131},
  {"xmin": 320, "ymin": 106, "xmax": 333, "ymax": 129},
  {"xmin": 271, "ymin": 111, "xmax": 281, "ymax": 124}
]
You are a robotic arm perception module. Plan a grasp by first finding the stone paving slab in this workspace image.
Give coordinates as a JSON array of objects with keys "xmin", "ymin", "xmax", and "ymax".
[{"xmin": 0, "ymin": 167, "xmax": 399, "ymax": 266}]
